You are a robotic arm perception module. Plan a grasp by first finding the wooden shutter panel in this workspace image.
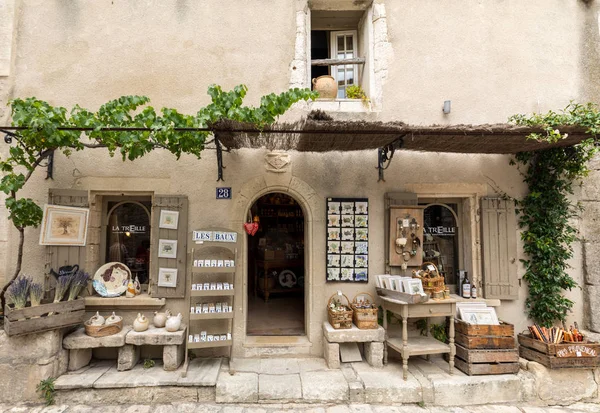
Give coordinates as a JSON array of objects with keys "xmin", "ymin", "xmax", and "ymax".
[
  {"xmin": 45, "ymin": 189, "xmax": 89, "ymax": 274},
  {"xmin": 481, "ymin": 197, "xmax": 518, "ymax": 300},
  {"xmin": 150, "ymin": 195, "xmax": 188, "ymax": 298}
]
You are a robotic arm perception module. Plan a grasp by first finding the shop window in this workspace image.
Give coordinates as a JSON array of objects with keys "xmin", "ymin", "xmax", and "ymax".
[
  {"xmin": 104, "ymin": 200, "xmax": 151, "ymax": 285},
  {"xmin": 421, "ymin": 204, "xmax": 460, "ymax": 286}
]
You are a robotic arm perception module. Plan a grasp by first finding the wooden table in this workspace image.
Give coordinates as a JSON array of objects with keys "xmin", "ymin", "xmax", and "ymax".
[
  {"xmin": 255, "ymin": 259, "xmax": 303, "ymax": 302},
  {"xmin": 381, "ymin": 296, "xmax": 456, "ymax": 380}
]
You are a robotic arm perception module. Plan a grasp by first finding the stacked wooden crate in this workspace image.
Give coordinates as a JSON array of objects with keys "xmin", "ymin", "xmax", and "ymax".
[
  {"xmin": 451, "ymin": 320, "xmax": 519, "ymax": 375},
  {"xmin": 518, "ymin": 334, "xmax": 600, "ymax": 369}
]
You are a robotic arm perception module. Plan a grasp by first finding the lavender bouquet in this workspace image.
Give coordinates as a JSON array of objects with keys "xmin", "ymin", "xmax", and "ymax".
[
  {"xmin": 68, "ymin": 271, "xmax": 90, "ymax": 301},
  {"xmin": 7, "ymin": 275, "xmax": 31, "ymax": 309},
  {"xmin": 29, "ymin": 282, "xmax": 45, "ymax": 307},
  {"xmin": 53, "ymin": 275, "xmax": 71, "ymax": 303}
]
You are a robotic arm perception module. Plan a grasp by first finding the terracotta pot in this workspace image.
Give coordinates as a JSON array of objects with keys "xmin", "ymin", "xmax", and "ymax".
[{"xmin": 312, "ymin": 75, "xmax": 337, "ymax": 99}]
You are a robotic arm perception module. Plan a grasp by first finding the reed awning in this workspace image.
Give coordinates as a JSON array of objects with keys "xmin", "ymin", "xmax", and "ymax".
[{"xmin": 213, "ymin": 118, "xmax": 593, "ymax": 155}]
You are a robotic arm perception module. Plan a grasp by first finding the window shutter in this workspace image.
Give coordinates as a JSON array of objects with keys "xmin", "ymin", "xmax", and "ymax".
[
  {"xmin": 481, "ymin": 197, "xmax": 518, "ymax": 300},
  {"xmin": 150, "ymin": 195, "xmax": 188, "ymax": 298},
  {"xmin": 45, "ymin": 189, "xmax": 89, "ymax": 275}
]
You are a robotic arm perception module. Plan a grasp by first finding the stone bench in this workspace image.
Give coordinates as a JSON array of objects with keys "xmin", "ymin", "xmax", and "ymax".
[
  {"xmin": 124, "ymin": 324, "xmax": 187, "ymax": 371},
  {"xmin": 63, "ymin": 326, "xmax": 132, "ymax": 371},
  {"xmin": 323, "ymin": 322, "xmax": 385, "ymax": 369},
  {"xmin": 62, "ymin": 324, "xmax": 187, "ymax": 372}
]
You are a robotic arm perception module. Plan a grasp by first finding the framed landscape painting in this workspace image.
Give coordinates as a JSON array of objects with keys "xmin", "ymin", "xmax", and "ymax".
[{"xmin": 39, "ymin": 204, "xmax": 90, "ymax": 246}]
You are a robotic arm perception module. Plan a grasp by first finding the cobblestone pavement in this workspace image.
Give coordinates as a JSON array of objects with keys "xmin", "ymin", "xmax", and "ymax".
[{"xmin": 1, "ymin": 403, "xmax": 599, "ymax": 413}]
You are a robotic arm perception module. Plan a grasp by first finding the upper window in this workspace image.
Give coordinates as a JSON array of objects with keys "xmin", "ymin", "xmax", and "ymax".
[{"xmin": 310, "ymin": 10, "xmax": 365, "ymax": 100}]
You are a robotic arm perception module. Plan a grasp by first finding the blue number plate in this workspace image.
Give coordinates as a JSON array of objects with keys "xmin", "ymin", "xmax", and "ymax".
[{"xmin": 216, "ymin": 187, "xmax": 232, "ymax": 199}]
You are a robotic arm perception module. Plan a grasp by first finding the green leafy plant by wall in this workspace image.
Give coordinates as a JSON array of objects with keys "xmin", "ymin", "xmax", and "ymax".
[
  {"xmin": 510, "ymin": 102, "xmax": 600, "ymax": 327},
  {"xmin": 345, "ymin": 85, "xmax": 370, "ymax": 106},
  {"xmin": 36, "ymin": 377, "xmax": 56, "ymax": 406},
  {"xmin": 0, "ymin": 85, "xmax": 317, "ymax": 310}
]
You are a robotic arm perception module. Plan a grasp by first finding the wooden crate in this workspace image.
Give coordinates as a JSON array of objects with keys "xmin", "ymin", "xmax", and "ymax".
[
  {"xmin": 4, "ymin": 298, "xmax": 85, "ymax": 336},
  {"xmin": 455, "ymin": 331, "xmax": 515, "ymax": 349},
  {"xmin": 519, "ymin": 346, "xmax": 600, "ymax": 369},
  {"xmin": 455, "ymin": 343, "xmax": 519, "ymax": 363},
  {"xmin": 455, "ymin": 320, "xmax": 514, "ymax": 337},
  {"xmin": 518, "ymin": 334, "xmax": 600, "ymax": 357},
  {"xmin": 518, "ymin": 333, "xmax": 600, "ymax": 368},
  {"xmin": 453, "ymin": 357, "xmax": 519, "ymax": 375}
]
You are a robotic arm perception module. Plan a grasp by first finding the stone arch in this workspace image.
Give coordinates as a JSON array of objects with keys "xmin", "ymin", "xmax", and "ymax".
[{"xmin": 229, "ymin": 174, "xmax": 323, "ymax": 357}]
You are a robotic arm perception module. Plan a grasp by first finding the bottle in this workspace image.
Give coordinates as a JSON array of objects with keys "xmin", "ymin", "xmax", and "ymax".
[
  {"xmin": 462, "ymin": 272, "xmax": 471, "ymax": 299},
  {"xmin": 471, "ymin": 284, "xmax": 477, "ymax": 299}
]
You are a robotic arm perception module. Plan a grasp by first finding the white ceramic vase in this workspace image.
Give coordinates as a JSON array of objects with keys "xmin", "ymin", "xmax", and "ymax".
[
  {"xmin": 153, "ymin": 309, "xmax": 171, "ymax": 328},
  {"xmin": 133, "ymin": 313, "xmax": 149, "ymax": 332}
]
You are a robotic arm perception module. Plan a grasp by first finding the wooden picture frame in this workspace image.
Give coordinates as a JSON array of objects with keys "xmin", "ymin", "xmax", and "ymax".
[
  {"xmin": 459, "ymin": 307, "xmax": 500, "ymax": 325},
  {"xmin": 158, "ymin": 239, "xmax": 177, "ymax": 258},
  {"xmin": 39, "ymin": 204, "xmax": 90, "ymax": 246},
  {"xmin": 403, "ymin": 278, "xmax": 425, "ymax": 295},
  {"xmin": 157, "ymin": 267, "xmax": 178, "ymax": 288},
  {"xmin": 159, "ymin": 210, "xmax": 179, "ymax": 229}
]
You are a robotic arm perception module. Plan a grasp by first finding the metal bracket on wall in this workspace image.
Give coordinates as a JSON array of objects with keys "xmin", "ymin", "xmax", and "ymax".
[
  {"xmin": 377, "ymin": 136, "xmax": 405, "ymax": 182},
  {"xmin": 215, "ymin": 137, "xmax": 225, "ymax": 182}
]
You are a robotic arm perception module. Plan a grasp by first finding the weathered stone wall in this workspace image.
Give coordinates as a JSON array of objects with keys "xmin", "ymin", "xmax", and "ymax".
[
  {"xmin": 582, "ymin": 155, "xmax": 600, "ymax": 332},
  {"xmin": 0, "ymin": 329, "xmax": 67, "ymax": 403}
]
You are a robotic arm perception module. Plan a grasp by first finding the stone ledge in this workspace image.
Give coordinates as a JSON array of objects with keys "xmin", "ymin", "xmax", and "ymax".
[
  {"xmin": 323, "ymin": 322, "xmax": 385, "ymax": 343},
  {"xmin": 63, "ymin": 326, "xmax": 131, "ymax": 349},
  {"xmin": 125, "ymin": 324, "xmax": 186, "ymax": 346},
  {"xmin": 84, "ymin": 294, "xmax": 165, "ymax": 310}
]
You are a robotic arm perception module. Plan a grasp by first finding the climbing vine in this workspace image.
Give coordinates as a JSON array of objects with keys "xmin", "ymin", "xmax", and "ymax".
[
  {"xmin": 510, "ymin": 102, "xmax": 600, "ymax": 327},
  {"xmin": 0, "ymin": 84, "xmax": 317, "ymax": 310}
]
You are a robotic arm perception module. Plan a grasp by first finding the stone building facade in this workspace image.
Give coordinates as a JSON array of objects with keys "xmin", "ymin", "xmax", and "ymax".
[{"xmin": 1, "ymin": 0, "xmax": 600, "ymax": 400}]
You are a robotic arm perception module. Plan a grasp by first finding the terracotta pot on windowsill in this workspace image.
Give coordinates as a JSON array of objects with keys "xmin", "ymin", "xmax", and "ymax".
[{"xmin": 312, "ymin": 75, "xmax": 337, "ymax": 99}]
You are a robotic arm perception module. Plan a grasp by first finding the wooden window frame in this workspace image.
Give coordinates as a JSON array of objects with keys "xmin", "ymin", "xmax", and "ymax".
[{"xmin": 330, "ymin": 30, "xmax": 359, "ymax": 98}]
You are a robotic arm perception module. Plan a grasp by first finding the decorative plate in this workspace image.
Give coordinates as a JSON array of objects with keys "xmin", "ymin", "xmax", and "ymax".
[
  {"xmin": 93, "ymin": 262, "xmax": 131, "ymax": 297},
  {"xmin": 278, "ymin": 270, "xmax": 297, "ymax": 288}
]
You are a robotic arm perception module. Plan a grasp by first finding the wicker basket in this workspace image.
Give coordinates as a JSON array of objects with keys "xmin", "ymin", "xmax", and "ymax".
[
  {"xmin": 414, "ymin": 262, "xmax": 446, "ymax": 297},
  {"xmin": 351, "ymin": 292, "xmax": 378, "ymax": 329},
  {"xmin": 327, "ymin": 293, "xmax": 353, "ymax": 329},
  {"xmin": 84, "ymin": 319, "xmax": 123, "ymax": 337}
]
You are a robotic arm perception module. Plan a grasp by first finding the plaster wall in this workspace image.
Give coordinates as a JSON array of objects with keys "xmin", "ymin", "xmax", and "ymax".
[{"xmin": 0, "ymin": 0, "xmax": 598, "ymax": 351}]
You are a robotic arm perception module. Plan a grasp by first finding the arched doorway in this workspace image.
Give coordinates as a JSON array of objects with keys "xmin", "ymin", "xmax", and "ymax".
[{"xmin": 247, "ymin": 192, "xmax": 305, "ymax": 336}]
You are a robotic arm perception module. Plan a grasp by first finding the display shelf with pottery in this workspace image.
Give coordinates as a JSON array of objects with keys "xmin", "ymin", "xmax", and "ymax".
[{"xmin": 191, "ymin": 289, "xmax": 235, "ymax": 297}]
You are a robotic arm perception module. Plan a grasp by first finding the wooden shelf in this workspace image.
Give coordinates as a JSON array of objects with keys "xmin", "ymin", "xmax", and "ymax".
[
  {"xmin": 190, "ymin": 312, "xmax": 234, "ymax": 320},
  {"xmin": 192, "ymin": 267, "xmax": 236, "ymax": 274},
  {"xmin": 386, "ymin": 336, "xmax": 451, "ymax": 356},
  {"xmin": 84, "ymin": 293, "xmax": 165, "ymax": 310},
  {"xmin": 191, "ymin": 289, "xmax": 235, "ymax": 297},
  {"xmin": 188, "ymin": 339, "xmax": 232, "ymax": 349}
]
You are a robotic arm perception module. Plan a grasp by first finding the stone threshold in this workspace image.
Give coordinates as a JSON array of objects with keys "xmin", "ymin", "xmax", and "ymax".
[
  {"xmin": 243, "ymin": 335, "xmax": 312, "ymax": 348},
  {"xmin": 55, "ymin": 357, "xmax": 221, "ymax": 390}
]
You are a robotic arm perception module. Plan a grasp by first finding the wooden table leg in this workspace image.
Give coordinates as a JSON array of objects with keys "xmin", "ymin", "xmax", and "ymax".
[
  {"xmin": 425, "ymin": 317, "xmax": 430, "ymax": 361},
  {"xmin": 383, "ymin": 305, "xmax": 388, "ymax": 365},
  {"xmin": 402, "ymin": 315, "xmax": 408, "ymax": 380},
  {"xmin": 448, "ymin": 315, "xmax": 455, "ymax": 375}
]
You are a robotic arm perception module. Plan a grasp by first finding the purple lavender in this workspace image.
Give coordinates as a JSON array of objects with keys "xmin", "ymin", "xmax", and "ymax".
[
  {"xmin": 53, "ymin": 275, "xmax": 71, "ymax": 303},
  {"xmin": 68, "ymin": 270, "xmax": 90, "ymax": 301},
  {"xmin": 7, "ymin": 275, "xmax": 31, "ymax": 309},
  {"xmin": 29, "ymin": 282, "xmax": 44, "ymax": 306}
]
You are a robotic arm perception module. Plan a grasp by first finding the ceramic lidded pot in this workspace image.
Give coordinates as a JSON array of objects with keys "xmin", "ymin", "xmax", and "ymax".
[
  {"xmin": 153, "ymin": 309, "xmax": 171, "ymax": 328},
  {"xmin": 312, "ymin": 75, "xmax": 337, "ymax": 99},
  {"xmin": 105, "ymin": 312, "xmax": 122, "ymax": 326},
  {"xmin": 165, "ymin": 313, "xmax": 182, "ymax": 332},
  {"xmin": 133, "ymin": 313, "xmax": 149, "ymax": 332},
  {"xmin": 89, "ymin": 311, "xmax": 105, "ymax": 326}
]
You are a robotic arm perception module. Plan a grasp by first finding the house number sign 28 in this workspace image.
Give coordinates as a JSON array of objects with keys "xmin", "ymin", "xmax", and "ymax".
[{"xmin": 216, "ymin": 187, "xmax": 232, "ymax": 199}]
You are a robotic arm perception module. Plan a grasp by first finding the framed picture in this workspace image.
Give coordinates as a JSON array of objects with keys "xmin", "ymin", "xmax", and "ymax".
[
  {"xmin": 159, "ymin": 210, "xmax": 179, "ymax": 229},
  {"xmin": 157, "ymin": 267, "xmax": 178, "ymax": 288},
  {"xmin": 403, "ymin": 278, "xmax": 425, "ymax": 295},
  {"xmin": 459, "ymin": 307, "xmax": 500, "ymax": 325},
  {"xmin": 39, "ymin": 204, "xmax": 90, "ymax": 246},
  {"xmin": 158, "ymin": 239, "xmax": 177, "ymax": 258}
]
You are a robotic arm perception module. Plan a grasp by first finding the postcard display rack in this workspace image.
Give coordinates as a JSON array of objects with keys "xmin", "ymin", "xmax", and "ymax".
[
  {"xmin": 326, "ymin": 198, "xmax": 369, "ymax": 283},
  {"xmin": 184, "ymin": 229, "xmax": 238, "ymax": 372}
]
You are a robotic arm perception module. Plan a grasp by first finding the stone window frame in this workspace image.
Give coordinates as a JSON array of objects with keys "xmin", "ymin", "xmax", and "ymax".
[{"xmin": 290, "ymin": 1, "xmax": 392, "ymax": 112}]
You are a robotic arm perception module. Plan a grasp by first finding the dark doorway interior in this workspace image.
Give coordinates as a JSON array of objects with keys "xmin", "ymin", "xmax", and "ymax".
[{"xmin": 247, "ymin": 193, "xmax": 305, "ymax": 336}]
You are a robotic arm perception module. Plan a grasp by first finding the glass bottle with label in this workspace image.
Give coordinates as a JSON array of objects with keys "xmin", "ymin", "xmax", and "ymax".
[
  {"xmin": 462, "ymin": 272, "xmax": 471, "ymax": 299},
  {"xmin": 471, "ymin": 284, "xmax": 477, "ymax": 299}
]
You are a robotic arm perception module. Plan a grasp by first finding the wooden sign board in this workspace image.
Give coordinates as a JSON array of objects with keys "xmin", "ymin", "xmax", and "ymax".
[
  {"xmin": 556, "ymin": 344, "xmax": 598, "ymax": 358},
  {"xmin": 388, "ymin": 206, "xmax": 424, "ymax": 267}
]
